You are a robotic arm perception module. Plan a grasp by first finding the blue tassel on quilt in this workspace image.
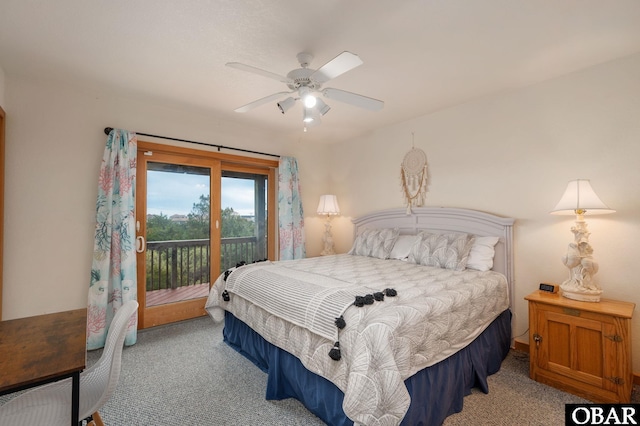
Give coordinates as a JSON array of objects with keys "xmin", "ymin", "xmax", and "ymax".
[
  {"xmin": 334, "ymin": 316, "xmax": 346, "ymax": 329},
  {"xmin": 222, "ymin": 290, "xmax": 230, "ymax": 302},
  {"xmin": 329, "ymin": 342, "xmax": 341, "ymax": 361},
  {"xmin": 384, "ymin": 288, "xmax": 397, "ymax": 297}
]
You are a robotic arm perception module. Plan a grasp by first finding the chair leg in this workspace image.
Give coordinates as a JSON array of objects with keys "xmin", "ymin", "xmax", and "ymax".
[{"xmin": 88, "ymin": 412, "xmax": 105, "ymax": 426}]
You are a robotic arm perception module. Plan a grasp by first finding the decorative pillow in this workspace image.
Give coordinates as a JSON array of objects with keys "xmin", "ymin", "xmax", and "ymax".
[
  {"xmin": 408, "ymin": 232, "xmax": 475, "ymax": 271},
  {"xmin": 466, "ymin": 236, "xmax": 500, "ymax": 272},
  {"xmin": 388, "ymin": 235, "xmax": 420, "ymax": 260},
  {"xmin": 348, "ymin": 228, "xmax": 399, "ymax": 259}
]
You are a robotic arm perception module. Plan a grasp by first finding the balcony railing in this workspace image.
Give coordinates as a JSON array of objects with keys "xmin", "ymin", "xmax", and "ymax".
[
  {"xmin": 220, "ymin": 236, "xmax": 261, "ymax": 271},
  {"xmin": 145, "ymin": 237, "xmax": 261, "ymax": 291}
]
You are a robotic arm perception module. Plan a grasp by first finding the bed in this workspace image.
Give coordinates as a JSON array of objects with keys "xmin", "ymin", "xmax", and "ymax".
[{"xmin": 206, "ymin": 207, "xmax": 515, "ymax": 425}]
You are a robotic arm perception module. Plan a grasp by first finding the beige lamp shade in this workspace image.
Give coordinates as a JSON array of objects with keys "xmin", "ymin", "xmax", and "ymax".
[
  {"xmin": 551, "ymin": 179, "xmax": 615, "ymax": 216},
  {"xmin": 317, "ymin": 195, "xmax": 340, "ymax": 215}
]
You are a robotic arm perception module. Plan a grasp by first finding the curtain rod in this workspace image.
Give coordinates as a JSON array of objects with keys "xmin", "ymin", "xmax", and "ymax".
[{"xmin": 103, "ymin": 127, "xmax": 280, "ymax": 158}]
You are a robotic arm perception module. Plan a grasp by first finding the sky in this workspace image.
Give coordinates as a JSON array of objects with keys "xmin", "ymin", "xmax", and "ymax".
[{"xmin": 147, "ymin": 170, "xmax": 256, "ymax": 217}]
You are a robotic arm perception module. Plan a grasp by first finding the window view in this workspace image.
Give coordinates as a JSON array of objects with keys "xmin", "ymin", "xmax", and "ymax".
[
  {"xmin": 145, "ymin": 163, "xmax": 211, "ymax": 307},
  {"xmin": 220, "ymin": 171, "xmax": 268, "ymax": 271},
  {"xmin": 144, "ymin": 164, "xmax": 268, "ymax": 307}
]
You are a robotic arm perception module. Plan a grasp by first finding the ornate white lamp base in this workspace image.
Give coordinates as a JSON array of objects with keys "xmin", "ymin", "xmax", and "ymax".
[
  {"xmin": 320, "ymin": 216, "xmax": 336, "ymax": 256},
  {"xmin": 560, "ymin": 284, "xmax": 603, "ymax": 302},
  {"xmin": 559, "ymin": 213, "xmax": 602, "ymax": 302}
]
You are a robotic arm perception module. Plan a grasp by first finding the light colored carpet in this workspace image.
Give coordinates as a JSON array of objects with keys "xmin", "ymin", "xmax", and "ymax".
[
  {"xmin": 443, "ymin": 351, "xmax": 586, "ymax": 425},
  {"xmin": 91, "ymin": 316, "xmax": 325, "ymax": 426},
  {"xmin": 2, "ymin": 315, "xmax": 638, "ymax": 425}
]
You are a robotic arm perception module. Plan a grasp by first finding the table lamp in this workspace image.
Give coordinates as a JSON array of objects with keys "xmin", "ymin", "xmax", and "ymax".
[
  {"xmin": 317, "ymin": 195, "xmax": 340, "ymax": 255},
  {"xmin": 551, "ymin": 179, "xmax": 615, "ymax": 302}
]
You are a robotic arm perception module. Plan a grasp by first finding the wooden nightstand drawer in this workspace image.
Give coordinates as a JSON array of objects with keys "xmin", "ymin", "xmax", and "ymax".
[{"xmin": 526, "ymin": 290, "xmax": 635, "ymax": 403}]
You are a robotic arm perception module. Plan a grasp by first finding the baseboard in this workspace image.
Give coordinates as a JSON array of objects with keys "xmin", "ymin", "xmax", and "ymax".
[
  {"xmin": 512, "ymin": 339, "xmax": 640, "ymax": 385},
  {"xmin": 513, "ymin": 339, "xmax": 528, "ymax": 354}
]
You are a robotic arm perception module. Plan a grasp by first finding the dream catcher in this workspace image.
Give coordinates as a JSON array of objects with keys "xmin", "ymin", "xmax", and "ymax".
[{"xmin": 401, "ymin": 140, "xmax": 428, "ymax": 214}]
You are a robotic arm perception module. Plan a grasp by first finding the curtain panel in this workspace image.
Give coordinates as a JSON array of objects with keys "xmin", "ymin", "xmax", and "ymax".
[
  {"xmin": 87, "ymin": 129, "xmax": 138, "ymax": 350},
  {"xmin": 278, "ymin": 156, "xmax": 306, "ymax": 260}
]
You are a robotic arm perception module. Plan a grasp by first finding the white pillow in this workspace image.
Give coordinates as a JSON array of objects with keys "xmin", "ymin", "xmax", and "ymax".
[
  {"xmin": 388, "ymin": 235, "xmax": 420, "ymax": 260},
  {"xmin": 466, "ymin": 236, "xmax": 500, "ymax": 271}
]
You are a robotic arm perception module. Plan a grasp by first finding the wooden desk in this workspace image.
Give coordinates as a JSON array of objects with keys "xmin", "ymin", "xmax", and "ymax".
[{"xmin": 0, "ymin": 308, "xmax": 87, "ymax": 426}]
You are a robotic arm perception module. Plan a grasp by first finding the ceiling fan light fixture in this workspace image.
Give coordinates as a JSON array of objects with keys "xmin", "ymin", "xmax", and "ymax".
[
  {"xmin": 304, "ymin": 94, "xmax": 317, "ymax": 108},
  {"xmin": 303, "ymin": 108, "xmax": 316, "ymax": 123},
  {"xmin": 303, "ymin": 113, "xmax": 321, "ymax": 132},
  {"xmin": 277, "ymin": 97, "xmax": 296, "ymax": 114},
  {"xmin": 298, "ymin": 87, "xmax": 317, "ymax": 108},
  {"xmin": 316, "ymin": 98, "xmax": 331, "ymax": 116}
]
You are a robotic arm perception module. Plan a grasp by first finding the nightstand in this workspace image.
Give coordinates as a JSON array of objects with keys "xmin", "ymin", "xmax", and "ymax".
[{"xmin": 525, "ymin": 290, "xmax": 635, "ymax": 403}]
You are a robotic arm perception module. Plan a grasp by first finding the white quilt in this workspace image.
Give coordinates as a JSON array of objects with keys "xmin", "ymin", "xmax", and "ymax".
[{"xmin": 206, "ymin": 254, "xmax": 509, "ymax": 426}]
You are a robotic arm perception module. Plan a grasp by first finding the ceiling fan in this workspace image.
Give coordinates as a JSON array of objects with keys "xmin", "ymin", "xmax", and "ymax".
[{"xmin": 226, "ymin": 51, "xmax": 384, "ymax": 127}]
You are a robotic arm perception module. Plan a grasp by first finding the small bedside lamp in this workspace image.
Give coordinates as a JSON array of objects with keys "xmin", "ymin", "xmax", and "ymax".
[
  {"xmin": 317, "ymin": 195, "xmax": 340, "ymax": 256},
  {"xmin": 551, "ymin": 179, "xmax": 615, "ymax": 302}
]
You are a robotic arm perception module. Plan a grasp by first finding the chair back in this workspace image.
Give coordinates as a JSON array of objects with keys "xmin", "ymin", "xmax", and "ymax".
[{"xmin": 79, "ymin": 300, "xmax": 138, "ymax": 418}]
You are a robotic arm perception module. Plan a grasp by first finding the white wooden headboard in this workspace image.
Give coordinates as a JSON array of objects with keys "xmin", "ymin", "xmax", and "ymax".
[{"xmin": 352, "ymin": 207, "xmax": 515, "ymax": 309}]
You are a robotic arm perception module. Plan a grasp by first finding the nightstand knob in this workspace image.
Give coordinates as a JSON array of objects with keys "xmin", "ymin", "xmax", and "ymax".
[{"xmin": 533, "ymin": 333, "xmax": 542, "ymax": 348}]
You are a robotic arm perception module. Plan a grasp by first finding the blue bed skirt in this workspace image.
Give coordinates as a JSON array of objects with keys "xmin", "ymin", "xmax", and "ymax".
[{"xmin": 223, "ymin": 309, "xmax": 512, "ymax": 426}]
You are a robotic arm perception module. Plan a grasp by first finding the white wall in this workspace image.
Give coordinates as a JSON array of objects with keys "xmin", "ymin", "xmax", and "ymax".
[
  {"xmin": 2, "ymin": 75, "xmax": 330, "ymax": 319},
  {"xmin": 329, "ymin": 53, "xmax": 640, "ymax": 372}
]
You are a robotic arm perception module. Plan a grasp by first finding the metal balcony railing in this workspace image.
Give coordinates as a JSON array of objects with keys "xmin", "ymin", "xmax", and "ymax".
[
  {"xmin": 145, "ymin": 237, "xmax": 261, "ymax": 291},
  {"xmin": 220, "ymin": 236, "xmax": 261, "ymax": 271}
]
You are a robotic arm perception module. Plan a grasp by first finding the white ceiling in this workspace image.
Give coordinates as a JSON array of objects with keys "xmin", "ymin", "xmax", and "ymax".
[{"xmin": 2, "ymin": 0, "xmax": 640, "ymax": 144}]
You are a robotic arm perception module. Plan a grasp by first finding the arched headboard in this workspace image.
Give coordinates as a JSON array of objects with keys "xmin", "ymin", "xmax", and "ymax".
[{"xmin": 352, "ymin": 207, "xmax": 515, "ymax": 309}]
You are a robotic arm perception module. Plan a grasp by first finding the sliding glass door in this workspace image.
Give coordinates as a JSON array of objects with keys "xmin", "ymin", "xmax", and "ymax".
[
  {"xmin": 135, "ymin": 141, "xmax": 277, "ymax": 329},
  {"xmin": 136, "ymin": 148, "xmax": 221, "ymax": 328}
]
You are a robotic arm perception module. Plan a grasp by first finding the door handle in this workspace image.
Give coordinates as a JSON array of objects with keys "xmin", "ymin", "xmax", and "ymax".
[{"xmin": 136, "ymin": 235, "xmax": 146, "ymax": 253}]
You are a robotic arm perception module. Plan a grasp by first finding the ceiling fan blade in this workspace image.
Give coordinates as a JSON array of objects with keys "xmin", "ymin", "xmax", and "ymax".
[
  {"xmin": 310, "ymin": 51, "xmax": 363, "ymax": 84},
  {"xmin": 226, "ymin": 62, "xmax": 290, "ymax": 84},
  {"xmin": 322, "ymin": 88, "xmax": 384, "ymax": 111},
  {"xmin": 234, "ymin": 91, "xmax": 292, "ymax": 113}
]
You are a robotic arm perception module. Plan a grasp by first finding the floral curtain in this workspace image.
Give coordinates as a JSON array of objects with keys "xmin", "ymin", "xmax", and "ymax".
[
  {"xmin": 87, "ymin": 129, "xmax": 138, "ymax": 350},
  {"xmin": 278, "ymin": 156, "xmax": 306, "ymax": 260}
]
